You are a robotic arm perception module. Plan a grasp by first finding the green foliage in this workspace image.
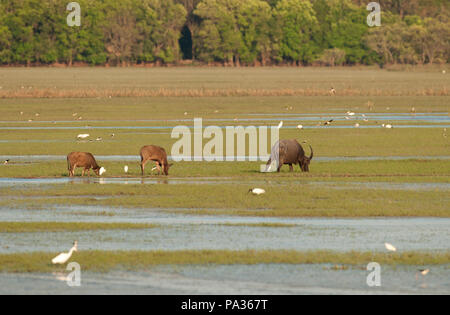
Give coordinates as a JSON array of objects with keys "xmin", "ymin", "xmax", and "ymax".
[
  {"xmin": 366, "ymin": 12, "xmax": 450, "ymax": 65},
  {"xmin": 0, "ymin": 0, "xmax": 448, "ymax": 66}
]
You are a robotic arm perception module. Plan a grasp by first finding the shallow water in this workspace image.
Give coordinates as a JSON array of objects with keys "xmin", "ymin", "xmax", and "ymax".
[
  {"xmin": 1, "ymin": 112, "xmax": 449, "ymax": 124},
  {"xmin": 0, "ymin": 264, "xmax": 448, "ymax": 295},
  {"xmin": 0, "ymin": 124, "xmax": 448, "ymax": 130},
  {"xmin": 0, "ymin": 177, "xmax": 448, "ymax": 192},
  {"xmin": 0, "ymin": 204, "xmax": 449, "ymax": 253}
]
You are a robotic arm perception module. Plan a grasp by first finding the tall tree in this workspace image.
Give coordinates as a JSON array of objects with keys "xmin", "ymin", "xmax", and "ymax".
[{"xmin": 274, "ymin": 0, "xmax": 319, "ymax": 65}]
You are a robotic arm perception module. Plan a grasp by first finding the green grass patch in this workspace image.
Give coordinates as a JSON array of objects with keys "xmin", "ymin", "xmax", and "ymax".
[
  {"xmin": 1, "ymin": 159, "xmax": 449, "ymax": 180},
  {"xmin": 0, "ymin": 180, "xmax": 448, "ymax": 217},
  {"xmin": 0, "ymin": 250, "xmax": 448, "ymax": 273},
  {"xmin": 0, "ymin": 222, "xmax": 158, "ymax": 233}
]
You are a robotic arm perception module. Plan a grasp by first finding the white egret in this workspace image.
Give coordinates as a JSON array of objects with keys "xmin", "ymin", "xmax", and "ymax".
[
  {"xmin": 419, "ymin": 269, "xmax": 430, "ymax": 276},
  {"xmin": 346, "ymin": 111, "xmax": 355, "ymax": 116},
  {"xmin": 52, "ymin": 241, "xmax": 77, "ymax": 265},
  {"xmin": 385, "ymin": 243, "xmax": 396, "ymax": 252},
  {"xmin": 297, "ymin": 125, "xmax": 303, "ymax": 130},
  {"xmin": 96, "ymin": 137, "xmax": 102, "ymax": 141},
  {"xmin": 77, "ymin": 134, "xmax": 90, "ymax": 140},
  {"xmin": 248, "ymin": 188, "xmax": 265, "ymax": 195},
  {"xmin": 354, "ymin": 123, "xmax": 360, "ymax": 128},
  {"xmin": 99, "ymin": 167, "xmax": 106, "ymax": 176},
  {"xmin": 385, "ymin": 124, "xmax": 393, "ymax": 129},
  {"xmin": 124, "ymin": 166, "xmax": 129, "ymax": 173},
  {"xmin": 277, "ymin": 121, "xmax": 283, "ymax": 129}
]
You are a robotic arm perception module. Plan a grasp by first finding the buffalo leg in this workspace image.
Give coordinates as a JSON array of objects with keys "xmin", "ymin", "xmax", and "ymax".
[
  {"xmin": 70, "ymin": 164, "xmax": 77, "ymax": 177},
  {"xmin": 289, "ymin": 164, "xmax": 294, "ymax": 172},
  {"xmin": 141, "ymin": 158, "xmax": 147, "ymax": 176}
]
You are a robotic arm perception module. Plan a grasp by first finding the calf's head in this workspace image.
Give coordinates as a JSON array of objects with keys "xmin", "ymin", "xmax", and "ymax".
[
  {"xmin": 93, "ymin": 166, "xmax": 106, "ymax": 176},
  {"xmin": 162, "ymin": 163, "xmax": 173, "ymax": 176}
]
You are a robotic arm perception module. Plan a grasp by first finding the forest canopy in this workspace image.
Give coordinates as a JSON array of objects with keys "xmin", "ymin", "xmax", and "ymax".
[{"xmin": 0, "ymin": 0, "xmax": 448, "ymax": 66}]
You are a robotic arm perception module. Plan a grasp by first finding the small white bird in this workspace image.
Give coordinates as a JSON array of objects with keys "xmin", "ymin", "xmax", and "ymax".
[
  {"xmin": 35, "ymin": 113, "xmax": 40, "ymax": 117},
  {"xmin": 419, "ymin": 269, "xmax": 430, "ymax": 276},
  {"xmin": 124, "ymin": 165, "xmax": 129, "ymax": 173},
  {"xmin": 99, "ymin": 167, "xmax": 106, "ymax": 176},
  {"xmin": 4, "ymin": 159, "xmax": 9, "ymax": 165},
  {"xmin": 96, "ymin": 137, "xmax": 103, "ymax": 141},
  {"xmin": 248, "ymin": 188, "xmax": 265, "ymax": 195},
  {"xmin": 385, "ymin": 124, "xmax": 393, "ymax": 129},
  {"xmin": 52, "ymin": 241, "xmax": 78, "ymax": 265},
  {"xmin": 385, "ymin": 243, "xmax": 396, "ymax": 252},
  {"xmin": 277, "ymin": 121, "xmax": 283, "ymax": 129},
  {"xmin": 297, "ymin": 124, "xmax": 303, "ymax": 130},
  {"xmin": 354, "ymin": 123, "xmax": 360, "ymax": 128},
  {"xmin": 329, "ymin": 87, "xmax": 336, "ymax": 95},
  {"xmin": 72, "ymin": 113, "xmax": 78, "ymax": 117},
  {"xmin": 346, "ymin": 111, "xmax": 355, "ymax": 116},
  {"xmin": 77, "ymin": 134, "xmax": 90, "ymax": 140}
]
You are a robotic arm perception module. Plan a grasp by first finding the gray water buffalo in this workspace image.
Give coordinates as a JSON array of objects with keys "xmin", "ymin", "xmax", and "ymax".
[
  {"xmin": 266, "ymin": 139, "xmax": 313, "ymax": 172},
  {"xmin": 140, "ymin": 145, "xmax": 172, "ymax": 176},
  {"xmin": 67, "ymin": 152, "xmax": 105, "ymax": 177}
]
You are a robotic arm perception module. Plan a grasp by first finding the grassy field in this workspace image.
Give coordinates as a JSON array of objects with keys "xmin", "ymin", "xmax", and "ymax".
[
  {"xmin": 0, "ymin": 222, "xmax": 158, "ymax": 233},
  {"xmin": 0, "ymin": 250, "xmax": 448, "ymax": 273},
  {"xmin": 0, "ymin": 68, "xmax": 448, "ymax": 276},
  {"xmin": 0, "ymin": 179, "xmax": 447, "ymax": 217}
]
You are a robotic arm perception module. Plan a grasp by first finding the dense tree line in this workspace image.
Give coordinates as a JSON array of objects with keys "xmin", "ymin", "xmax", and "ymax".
[{"xmin": 0, "ymin": 0, "xmax": 448, "ymax": 66}]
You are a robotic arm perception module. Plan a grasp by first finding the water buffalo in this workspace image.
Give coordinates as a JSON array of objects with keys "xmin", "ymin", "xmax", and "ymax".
[
  {"xmin": 266, "ymin": 139, "xmax": 313, "ymax": 172},
  {"xmin": 67, "ymin": 152, "xmax": 105, "ymax": 177},
  {"xmin": 140, "ymin": 145, "xmax": 172, "ymax": 176}
]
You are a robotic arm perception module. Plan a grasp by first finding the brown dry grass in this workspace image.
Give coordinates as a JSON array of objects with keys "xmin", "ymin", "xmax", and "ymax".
[{"xmin": 0, "ymin": 87, "xmax": 448, "ymax": 99}]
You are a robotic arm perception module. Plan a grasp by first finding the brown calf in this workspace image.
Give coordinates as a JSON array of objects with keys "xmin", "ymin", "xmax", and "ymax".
[
  {"xmin": 140, "ymin": 145, "xmax": 172, "ymax": 176},
  {"xmin": 67, "ymin": 152, "xmax": 105, "ymax": 177}
]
